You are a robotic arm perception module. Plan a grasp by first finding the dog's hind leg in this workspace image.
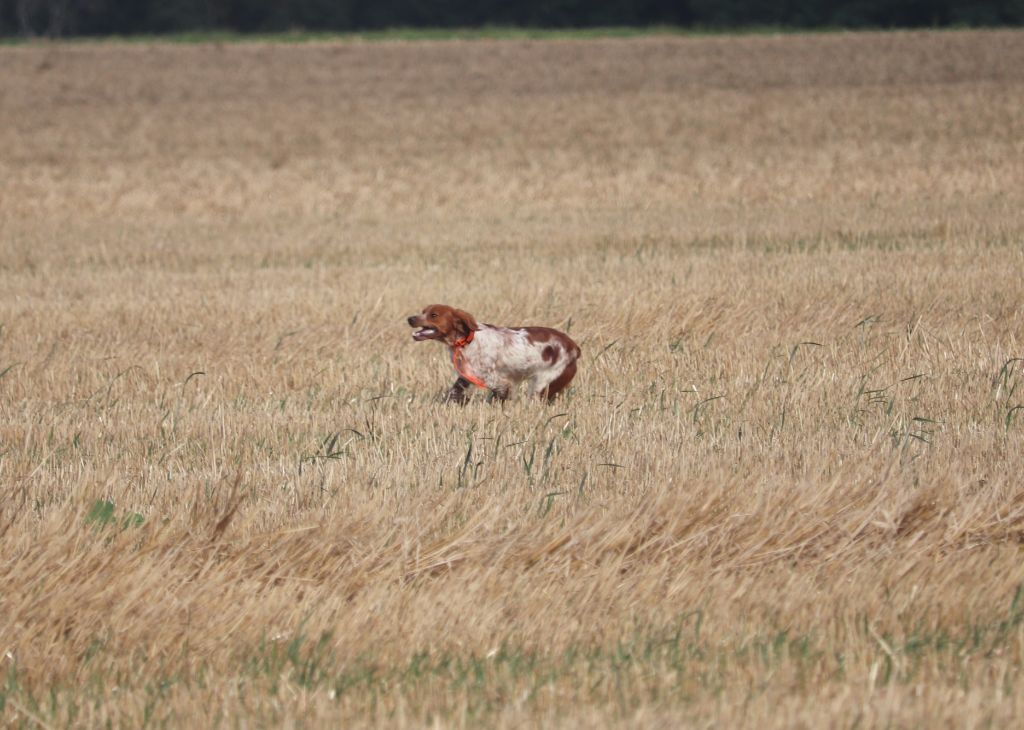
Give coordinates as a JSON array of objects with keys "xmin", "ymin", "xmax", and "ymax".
[{"xmin": 539, "ymin": 360, "xmax": 577, "ymax": 401}]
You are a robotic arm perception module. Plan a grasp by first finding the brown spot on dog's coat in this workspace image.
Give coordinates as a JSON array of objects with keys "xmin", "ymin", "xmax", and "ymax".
[{"xmin": 526, "ymin": 327, "xmax": 580, "ymax": 362}]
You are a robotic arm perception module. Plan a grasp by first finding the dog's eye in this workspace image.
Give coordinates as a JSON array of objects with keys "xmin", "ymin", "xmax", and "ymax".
[{"xmin": 430, "ymin": 313, "xmax": 437, "ymax": 319}]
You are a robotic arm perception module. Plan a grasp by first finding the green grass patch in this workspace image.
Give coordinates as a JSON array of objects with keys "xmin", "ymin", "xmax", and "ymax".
[
  {"xmin": 85, "ymin": 499, "xmax": 145, "ymax": 531},
  {"xmin": 9, "ymin": 596, "xmax": 1022, "ymax": 726}
]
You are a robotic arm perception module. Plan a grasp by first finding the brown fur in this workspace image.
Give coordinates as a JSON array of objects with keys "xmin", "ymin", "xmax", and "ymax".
[{"xmin": 407, "ymin": 304, "xmax": 479, "ymax": 346}]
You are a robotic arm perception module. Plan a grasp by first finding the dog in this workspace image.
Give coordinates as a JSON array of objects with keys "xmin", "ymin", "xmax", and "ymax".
[{"xmin": 407, "ymin": 304, "xmax": 581, "ymax": 403}]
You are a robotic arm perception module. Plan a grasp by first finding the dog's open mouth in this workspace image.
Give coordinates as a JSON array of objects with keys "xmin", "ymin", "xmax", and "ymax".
[{"xmin": 412, "ymin": 327, "xmax": 437, "ymax": 341}]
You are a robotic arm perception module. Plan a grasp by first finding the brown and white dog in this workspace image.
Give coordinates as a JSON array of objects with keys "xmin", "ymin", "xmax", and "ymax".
[{"xmin": 407, "ymin": 304, "xmax": 581, "ymax": 403}]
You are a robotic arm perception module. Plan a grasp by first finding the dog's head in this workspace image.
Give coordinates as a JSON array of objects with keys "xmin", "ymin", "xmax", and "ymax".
[{"xmin": 407, "ymin": 304, "xmax": 479, "ymax": 346}]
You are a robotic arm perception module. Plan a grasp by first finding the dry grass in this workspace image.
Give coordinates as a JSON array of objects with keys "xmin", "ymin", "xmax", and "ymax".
[{"xmin": 2, "ymin": 29, "xmax": 1024, "ymax": 727}]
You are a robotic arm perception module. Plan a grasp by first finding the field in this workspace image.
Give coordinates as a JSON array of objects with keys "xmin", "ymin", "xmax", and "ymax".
[{"xmin": 2, "ymin": 29, "xmax": 1024, "ymax": 727}]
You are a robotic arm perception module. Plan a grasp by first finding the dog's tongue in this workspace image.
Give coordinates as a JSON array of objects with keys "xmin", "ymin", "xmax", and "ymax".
[{"xmin": 412, "ymin": 327, "xmax": 436, "ymax": 341}]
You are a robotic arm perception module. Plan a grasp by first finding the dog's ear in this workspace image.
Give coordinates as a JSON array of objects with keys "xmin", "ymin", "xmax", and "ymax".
[{"xmin": 452, "ymin": 308, "xmax": 479, "ymax": 334}]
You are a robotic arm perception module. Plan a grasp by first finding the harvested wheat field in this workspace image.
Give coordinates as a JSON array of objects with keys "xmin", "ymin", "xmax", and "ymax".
[{"xmin": 2, "ymin": 28, "xmax": 1024, "ymax": 727}]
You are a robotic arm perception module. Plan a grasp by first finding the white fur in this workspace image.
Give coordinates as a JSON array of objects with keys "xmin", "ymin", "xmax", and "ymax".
[{"xmin": 453, "ymin": 325, "xmax": 577, "ymax": 397}]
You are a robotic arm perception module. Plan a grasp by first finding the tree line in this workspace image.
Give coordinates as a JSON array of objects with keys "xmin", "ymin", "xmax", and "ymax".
[{"xmin": 2, "ymin": 0, "xmax": 1022, "ymax": 38}]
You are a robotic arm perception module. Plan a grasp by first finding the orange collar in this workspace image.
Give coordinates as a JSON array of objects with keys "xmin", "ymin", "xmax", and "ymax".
[{"xmin": 451, "ymin": 331, "xmax": 488, "ymax": 389}]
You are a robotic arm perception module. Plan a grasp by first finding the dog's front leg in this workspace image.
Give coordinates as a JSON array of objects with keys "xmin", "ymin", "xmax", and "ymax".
[
  {"xmin": 487, "ymin": 385, "xmax": 511, "ymax": 403},
  {"xmin": 444, "ymin": 377, "xmax": 471, "ymax": 405}
]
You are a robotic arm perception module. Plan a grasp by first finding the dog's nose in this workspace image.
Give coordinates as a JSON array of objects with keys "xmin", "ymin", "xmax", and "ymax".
[{"xmin": 406, "ymin": 316, "xmax": 417, "ymax": 326}]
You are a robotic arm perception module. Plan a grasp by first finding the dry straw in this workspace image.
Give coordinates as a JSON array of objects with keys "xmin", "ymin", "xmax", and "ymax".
[{"xmin": 1, "ymin": 29, "xmax": 1023, "ymax": 727}]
